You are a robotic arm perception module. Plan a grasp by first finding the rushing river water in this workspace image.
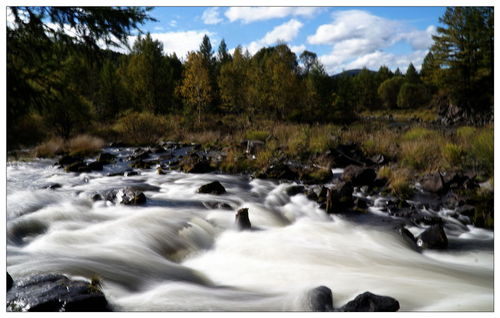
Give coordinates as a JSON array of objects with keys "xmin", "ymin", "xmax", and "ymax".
[{"xmin": 6, "ymin": 148, "xmax": 494, "ymax": 311}]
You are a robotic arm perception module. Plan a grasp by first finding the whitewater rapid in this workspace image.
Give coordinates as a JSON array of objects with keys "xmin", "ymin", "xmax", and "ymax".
[{"xmin": 6, "ymin": 153, "xmax": 494, "ymax": 311}]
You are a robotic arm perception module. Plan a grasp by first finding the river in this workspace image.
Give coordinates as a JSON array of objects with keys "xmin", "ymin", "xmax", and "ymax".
[{"xmin": 6, "ymin": 147, "xmax": 494, "ymax": 311}]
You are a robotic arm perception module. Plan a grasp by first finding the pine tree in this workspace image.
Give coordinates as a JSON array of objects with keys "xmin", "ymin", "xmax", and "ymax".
[{"xmin": 430, "ymin": 7, "xmax": 493, "ymax": 113}]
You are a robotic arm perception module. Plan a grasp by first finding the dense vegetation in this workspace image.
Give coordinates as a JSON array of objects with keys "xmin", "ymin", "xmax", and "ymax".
[{"xmin": 7, "ymin": 6, "xmax": 493, "ymax": 146}]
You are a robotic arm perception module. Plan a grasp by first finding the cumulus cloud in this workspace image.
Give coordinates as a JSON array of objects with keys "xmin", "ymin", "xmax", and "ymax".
[
  {"xmin": 127, "ymin": 30, "xmax": 215, "ymax": 59},
  {"xmin": 202, "ymin": 7, "xmax": 223, "ymax": 25},
  {"xmin": 246, "ymin": 19, "xmax": 304, "ymax": 54},
  {"xmin": 245, "ymin": 19, "xmax": 304, "ymax": 54},
  {"xmin": 225, "ymin": 7, "xmax": 321, "ymax": 24},
  {"xmin": 309, "ymin": 10, "xmax": 436, "ymax": 74}
]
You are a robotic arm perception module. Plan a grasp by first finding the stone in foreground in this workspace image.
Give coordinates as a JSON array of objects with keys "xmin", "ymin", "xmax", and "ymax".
[
  {"xmin": 340, "ymin": 291, "xmax": 400, "ymax": 312},
  {"xmin": 198, "ymin": 181, "xmax": 226, "ymax": 195},
  {"xmin": 307, "ymin": 286, "xmax": 333, "ymax": 312},
  {"xmin": 7, "ymin": 273, "xmax": 110, "ymax": 312}
]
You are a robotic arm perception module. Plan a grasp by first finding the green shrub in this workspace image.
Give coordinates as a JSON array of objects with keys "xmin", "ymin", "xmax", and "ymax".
[
  {"xmin": 456, "ymin": 126, "xmax": 476, "ymax": 142},
  {"xmin": 113, "ymin": 111, "xmax": 167, "ymax": 145},
  {"xmin": 402, "ymin": 127, "xmax": 437, "ymax": 141},
  {"xmin": 400, "ymin": 139, "xmax": 442, "ymax": 171},
  {"xmin": 245, "ymin": 130, "xmax": 269, "ymax": 142},
  {"xmin": 470, "ymin": 128, "xmax": 494, "ymax": 176},
  {"xmin": 442, "ymin": 143, "xmax": 464, "ymax": 168}
]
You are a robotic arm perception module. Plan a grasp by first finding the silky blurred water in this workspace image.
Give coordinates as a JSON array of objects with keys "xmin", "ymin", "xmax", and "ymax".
[{"xmin": 6, "ymin": 155, "xmax": 494, "ymax": 311}]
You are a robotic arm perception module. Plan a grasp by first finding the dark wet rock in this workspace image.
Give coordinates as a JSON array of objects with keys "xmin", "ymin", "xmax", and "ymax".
[
  {"xmin": 180, "ymin": 154, "xmax": 214, "ymax": 173},
  {"xmin": 91, "ymin": 194, "xmax": 103, "ymax": 202},
  {"xmin": 256, "ymin": 162, "xmax": 298, "ymax": 181},
  {"xmin": 87, "ymin": 161, "xmax": 104, "ymax": 171},
  {"xmin": 105, "ymin": 188, "xmax": 147, "ymax": 205},
  {"xmin": 342, "ymin": 165, "xmax": 377, "ymax": 187},
  {"xmin": 416, "ymin": 224, "xmax": 448, "ymax": 249},
  {"xmin": 385, "ymin": 199, "xmax": 410, "ymax": 212},
  {"xmin": 203, "ymin": 201, "xmax": 233, "ymax": 210},
  {"xmin": 411, "ymin": 215, "xmax": 443, "ymax": 227},
  {"xmin": 340, "ymin": 291, "xmax": 400, "ymax": 312},
  {"xmin": 97, "ymin": 152, "xmax": 116, "ymax": 164},
  {"xmin": 58, "ymin": 154, "xmax": 82, "ymax": 166},
  {"xmin": 7, "ymin": 272, "xmax": 13, "ymax": 291},
  {"xmin": 6, "ymin": 273, "xmax": 110, "ymax": 312},
  {"xmin": 354, "ymin": 197, "xmax": 368, "ymax": 211},
  {"xmin": 306, "ymin": 190, "xmax": 318, "ymax": 201},
  {"xmin": 152, "ymin": 146, "xmax": 166, "ymax": 154},
  {"xmin": 130, "ymin": 150, "xmax": 152, "ymax": 161},
  {"xmin": 236, "ymin": 208, "xmax": 251, "ymax": 230},
  {"xmin": 372, "ymin": 177, "xmax": 388, "ymax": 189},
  {"xmin": 307, "ymin": 286, "xmax": 333, "ymax": 312},
  {"xmin": 421, "ymin": 172, "xmax": 446, "ymax": 193},
  {"xmin": 64, "ymin": 161, "xmax": 90, "ymax": 173},
  {"xmin": 327, "ymin": 143, "xmax": 369, "ymax": 167},
  {"xmin": 198, "ymin": 181, "xmax": 226, "ymax": 195},
  {"xmin": 317, "ymin": 186, "xmax": 328, "ymax": 203},
  {"xmin": 124, "ymin": 171, "xmax": 139, "ymax": 177},
  {"xmin": 46, "ymin": 183, "xmax": 61, "ymax": 190},
  {"xmin": 131, "ymin": 160, "xmax": 152, "ymax": 169},
  {"xmin": 326, "ymin": 181, "xmax": 354, "ymax": 214},
  {"xmin": 286, "ymin": 185, "xmax": 305, "ymax": 197},
  {"xmin": 399, "ymin": 227, "xmax": 421, "ymax": 252},
  {"xmin": 456, "ymin": 205, "xmax": 475, "ymax": 218},
  {"xmin": 156, "ymin": 167, "xmax": 166, "ymax": 175},
  {"xmin": 109, "ymin": 142, "xmax": 127, "ymax": 148}
]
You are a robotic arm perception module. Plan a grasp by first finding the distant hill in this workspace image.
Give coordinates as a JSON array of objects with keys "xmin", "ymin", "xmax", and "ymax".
[{"xmin": 333, "ymin": 69, "xmax": 376, "ymax": 78}]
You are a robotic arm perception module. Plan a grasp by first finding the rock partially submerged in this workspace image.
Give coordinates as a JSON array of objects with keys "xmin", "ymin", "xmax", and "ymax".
[
  {"xmin": 342, "ymin": 165, "xmax": 377, "ymax": 187},
  {"xmin": 416, "ymin": 224, "xmax": 448, "ymax": 249},
  {"xmin": 236, "ymin": 208, "xmax": 251, "ymax": 230},
  {"xmin": 198, "ymin": 181, "xmax": 226, "ymax": 195},
  {"xmin": 340, "ymin": 291, "xmax": 400, "ymax": 312},
  {"xmin": 325, "ymin": 181, "xmax": 354, "ymax": 214},
  {"xmin": 307, "ymin": 286, "xmax": 333, "ymax": 312},
  {"xmin": 6, "ymin": 273, "xmax": 110, "ymax": 312}
]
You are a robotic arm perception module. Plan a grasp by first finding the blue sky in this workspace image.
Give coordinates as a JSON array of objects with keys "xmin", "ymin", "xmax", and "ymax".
[{"xmin": 132, "ymin": 6, "xmax": 446, "ymax": 75}]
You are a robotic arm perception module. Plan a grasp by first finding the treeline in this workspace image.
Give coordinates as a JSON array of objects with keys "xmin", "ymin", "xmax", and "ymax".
[{"xmin": 7, "ymin": 7, "xmax": 493, "ymax": 149}]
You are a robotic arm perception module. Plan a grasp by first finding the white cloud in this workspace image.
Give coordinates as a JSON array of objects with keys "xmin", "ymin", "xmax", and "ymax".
[
  {"xmin": 154, "ymin": 26, "xmax": 164, "ymax": 31},
  {"xmin": 127, "ymin": 30, "xmax": 215, "ymax": 60},
  {"xmin": 170, "ymin": 20, "xmax": 177, "ymax": 28},
  {"xmin": 290, "ymin": 44, "xmax": 306, "ymax": 55},
  {"xmin": 309, "ymin": 10, "xmax": 436, "ymax": 74},
  {"xmin": 225, "ymin": 7, "xmax": 321, "ymax": 24},
  {"xmin": 202, "ymin": 7, "xmax": 223, "ymax": 25},
  {"xmin": 245, "ymin": 19, "xmax": 303, "ymax": 54}
]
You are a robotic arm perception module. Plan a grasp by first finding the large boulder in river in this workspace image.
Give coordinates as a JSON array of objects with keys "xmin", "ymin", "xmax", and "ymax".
[
  {"xmin": 421, "ymin": 172, "xmax": 446, "ymax": 193},
  {"xmin": 198, "ymin": 181, "xmax": 226, "ymax": 195},
  {"xmin": 325, "ymin": 181, "xmax": 354, "ymax": 214},
  {"xmin": 340, "ymin": 292, "xmax": 400, "ymax": 312},
  {"xmin": 236, "ymin": 208, "xmax": 251, "ymax": 230},
  {"xmin": 306, "ymin": 286, "xmax": 333, "ymax": 312},
  {"xmin": 256, "ymin": 162, "xmax": 298, "ymax": 181},
  {"xmin": 416, "ymin": 224, "xmax": 448, "ymax": 249},
  {"xmin": 58, "ymin": 154, "xmax": 82, "ymax": 166},
  {"xmin": 7, "ymin": 273, "xmax": 110, "ymax": 312},
  {"xmin": 180, "ymin": 154, "xmax": 214, "ymax": 173},
  {"xmin": 342, "ymin": 165, "xmax": 377, "ymax": 187},
  {"xmin": 97, "ymin": 152, "xmax": 116, "ymax": 164},
  {"xmin": 64, "ymin": 161, "xmax": 90, "ymax": 173}
]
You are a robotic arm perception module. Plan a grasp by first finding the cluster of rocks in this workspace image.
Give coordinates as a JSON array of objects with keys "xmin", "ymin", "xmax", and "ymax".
[{"xmin": 307, "ymin": 286, "xmax": 400, "ymax": 312}]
